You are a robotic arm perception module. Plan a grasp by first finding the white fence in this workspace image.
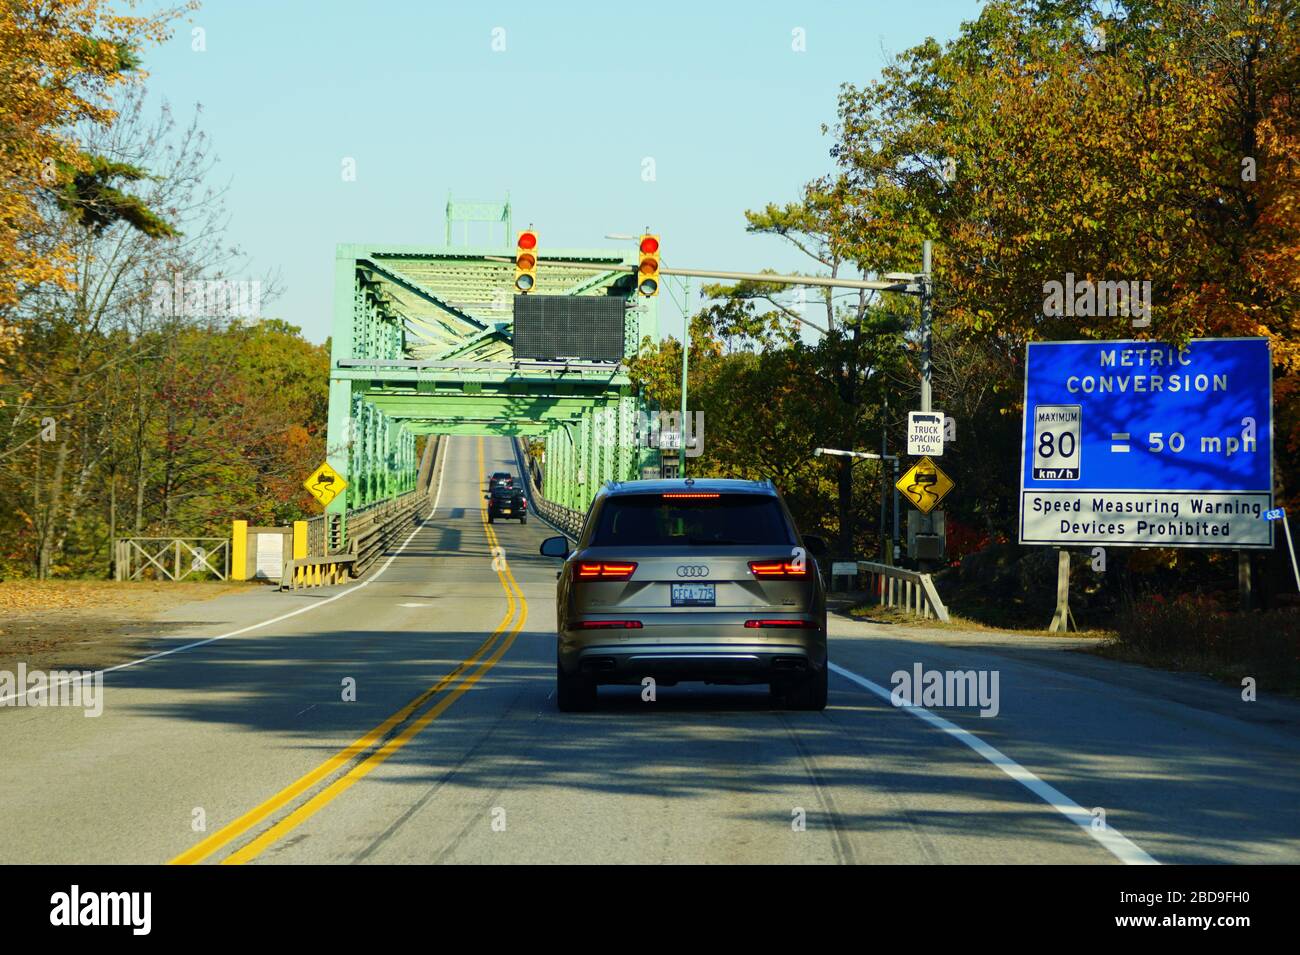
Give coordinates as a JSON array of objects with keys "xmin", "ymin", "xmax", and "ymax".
[
  {"xmin": 856, "ymin": 561, "xmax": 950, "ymax": 623},
  {"xmin": 114, "ymin": 538, "xmax": 230, "ymax": 581}
]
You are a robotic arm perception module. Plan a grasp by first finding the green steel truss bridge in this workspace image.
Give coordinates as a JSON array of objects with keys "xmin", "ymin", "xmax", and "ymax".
[{"xmin": 326, "ymin": 235, "xmax": 659, "ymax": 537}]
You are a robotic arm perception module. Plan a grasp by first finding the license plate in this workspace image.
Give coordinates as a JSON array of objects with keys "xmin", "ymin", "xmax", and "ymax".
[{"xmin": 671, "ymin": 583, "xmax": 715, "ymax": 607}]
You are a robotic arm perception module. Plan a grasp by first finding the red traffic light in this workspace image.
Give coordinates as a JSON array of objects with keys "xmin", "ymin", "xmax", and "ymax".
[
  {"xmin": 514, "ymin": 230, "xmax": 539, "ymax": 293},
  {"xmin": 637, "ymin": 233, "xmax": 660, "ymax": 297}
]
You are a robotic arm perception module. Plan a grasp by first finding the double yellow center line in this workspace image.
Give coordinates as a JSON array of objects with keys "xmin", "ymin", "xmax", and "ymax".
[{"xmin": 170, "ymin": 437, "xmax": 527, "ymax": 865}]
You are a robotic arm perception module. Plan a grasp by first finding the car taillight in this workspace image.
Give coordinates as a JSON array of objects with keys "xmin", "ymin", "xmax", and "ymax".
[
  {"xmin": 744, "ymin": 619, "xmax": 815, "ymax": 629},
  {"xmin": 577, "ymin": 620, "xmax": 643, "ymax": 629},
  {"xmin": 748, "ymin": 560, "xmax": 809, "ymax": 579},
  {"xmin": 573, "ymin": 561, "xmax": 637, "ymax": 581}
]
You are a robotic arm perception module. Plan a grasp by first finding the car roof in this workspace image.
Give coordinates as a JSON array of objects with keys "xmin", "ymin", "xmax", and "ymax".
[{"xmin": 600, "ymin": 478, "xmax": 777, "ymax": 497}]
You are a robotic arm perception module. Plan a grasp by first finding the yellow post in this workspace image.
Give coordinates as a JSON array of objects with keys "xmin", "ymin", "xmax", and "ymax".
[
  {"xmin": 231, "ymin": 520, "xmax": 248, "ymax": 581},
  {"xmin": 293, "ymin": 521, "xmax": 308, "ymax": 560}
]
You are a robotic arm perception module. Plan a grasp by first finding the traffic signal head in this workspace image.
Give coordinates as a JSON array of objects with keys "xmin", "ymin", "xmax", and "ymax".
[
  {"xmin": 637, "ymin": 234, "xmax": 659, "ymax": 297},
  {"xmin": 515, "ymin": 230, "xmax": 538, "ymax": 292}
]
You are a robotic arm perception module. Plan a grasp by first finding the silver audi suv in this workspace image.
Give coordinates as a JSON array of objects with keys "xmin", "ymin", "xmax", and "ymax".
[{"xmin": 539, "ymin": 478, "xmax": 828, "ymax": 711}]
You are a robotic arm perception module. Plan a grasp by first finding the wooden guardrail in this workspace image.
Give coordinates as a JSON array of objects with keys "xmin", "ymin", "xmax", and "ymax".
[
  {"xmin": 345, "ymin": 490, "xmax": 427, "ymax": 576},
  {"xmin": 514, "ymin": 439, "xmax": 585, "ymax": 539},
  {"xmin": 302, "ymin": 512, "xmax": 330, "ymax": 556},
  {"xmin": 857, "ymin": 561, "xmax": 950, "ymax": 623}
]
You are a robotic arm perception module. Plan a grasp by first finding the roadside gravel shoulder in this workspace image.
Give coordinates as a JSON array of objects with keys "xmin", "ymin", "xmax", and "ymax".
[{"xmin": 0, "ymin": 580, "xmax": 264, "ymax": 672}]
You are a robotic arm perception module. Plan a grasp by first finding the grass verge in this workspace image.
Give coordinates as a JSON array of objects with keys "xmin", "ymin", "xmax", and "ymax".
[
  {"xmin": 1092, "ymin": 595, "xmax": 1300, "ymax": 696},
  {"xmin": 843, "ymin": 601, "xmax": 1112, "ymax": 639}
]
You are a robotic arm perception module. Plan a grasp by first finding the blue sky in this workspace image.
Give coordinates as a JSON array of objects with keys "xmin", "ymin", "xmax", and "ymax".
[{"xmin": 138, "ymin": 1, "xmax": 982, "ymax": 343}]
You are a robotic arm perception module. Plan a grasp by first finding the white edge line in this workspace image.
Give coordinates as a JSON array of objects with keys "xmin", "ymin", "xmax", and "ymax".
[
  {"xmin": 828, "ymin": 661, "xmax": 1159, "ymax": 865},
  {"xmin": 0, "ymin": 437, "xmax": 453, "ymax": 708}
]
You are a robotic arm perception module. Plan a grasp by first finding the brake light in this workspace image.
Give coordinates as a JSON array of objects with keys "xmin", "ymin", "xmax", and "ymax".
[
  {"xmin": 662, "ymin": 493, "xmax": 719, "ymax": 499},
  {"xmin": 573, "ymin": 561, "xmax": 637, "ymax": 581},
  {"xmin": 744, "ymin": 619, "xmax": 816, "ymax": 629},
  {"xmin": 748, "ymin": 560, "xmax": 809, "ymax": 579},
  {"xmin": 577, "ymin": 620, "xmax": 643, "ymax": 629}
]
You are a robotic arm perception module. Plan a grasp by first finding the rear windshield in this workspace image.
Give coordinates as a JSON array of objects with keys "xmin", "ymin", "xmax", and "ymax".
[{"xmin": 590, "ymin": 493, "xmax": 794, "ymax": 547}]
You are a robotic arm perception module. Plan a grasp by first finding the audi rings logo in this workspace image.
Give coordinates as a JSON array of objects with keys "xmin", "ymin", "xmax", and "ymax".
[{"xmin": 676, "ymin": 565, "xmax": 710, "ymax": 578}]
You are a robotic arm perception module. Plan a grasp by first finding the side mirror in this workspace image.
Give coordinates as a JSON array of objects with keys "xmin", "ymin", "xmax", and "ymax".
[
  {"xmin": 539, "ymin": 536, "xmax": 570, "ymax": 559},
  {"xmin": 802, "ymin": 535, "xmax": 829, "ymax": 561}
]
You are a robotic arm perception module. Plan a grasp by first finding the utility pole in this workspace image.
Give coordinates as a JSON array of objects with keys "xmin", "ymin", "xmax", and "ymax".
[
  {"xmin": 914, "ymin": 239, "xmax": 940, "ymax": 571},
  {"xmin": 658, "ymin": 270, "xmax": 692, "ymax": 478},
  {"xmin": 881, "ymin": 393, "xmax": 896, "ymax": 565},
  {"xmin": 920, "ymin": 239, "xmax": 933, "ymax": 413},
  {"xmin": 679, "ymin": 277, "xmax": 690, "ymax": 476},
  {"xmin": 880, "ymin": 404, "xmax": 888, "ymax": 564}
]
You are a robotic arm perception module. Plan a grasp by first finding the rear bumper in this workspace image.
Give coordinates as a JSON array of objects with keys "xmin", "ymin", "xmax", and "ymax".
[{"xmin": 559, "ymin": 619, "xmax": 826, "ymax": 685}]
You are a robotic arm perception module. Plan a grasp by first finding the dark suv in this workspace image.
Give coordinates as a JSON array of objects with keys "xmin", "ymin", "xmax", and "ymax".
[
  {"xmin": 488, "ymin": 483, "xmax": 527, "ymax": 523},
  {"xmin": 539, "ymin": 478, "xmax": 828, "ymax": 711}
]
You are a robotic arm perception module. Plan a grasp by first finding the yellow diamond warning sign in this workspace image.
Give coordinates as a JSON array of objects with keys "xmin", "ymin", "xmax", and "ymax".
[
  {"xmin": 896, "ymin": 457, "xmax": 954, "ymax": 514},
  {"xmin": 303, "ymin": 461, "xmax": 347, "ymax": 508}
]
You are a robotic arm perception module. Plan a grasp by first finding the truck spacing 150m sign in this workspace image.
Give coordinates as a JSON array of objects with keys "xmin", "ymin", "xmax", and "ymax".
[{"xmin": 1018, "ymin": 338, "xmax": 1273, "ymax": 549}]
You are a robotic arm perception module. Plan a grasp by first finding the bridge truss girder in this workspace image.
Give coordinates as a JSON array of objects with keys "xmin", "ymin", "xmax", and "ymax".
[{"xmin": 327, "ymin": 241, "xmax": 659, "ymax": 528}]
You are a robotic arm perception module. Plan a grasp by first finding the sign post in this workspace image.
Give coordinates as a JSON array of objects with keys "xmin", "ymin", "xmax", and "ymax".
[
  {"xmin": 896, "ymin": 457, "xmax": 953, "ymax": 562},
  {"xmin": 1048, "ymin": 549, "xmax": 1076, "ymax": 633}
]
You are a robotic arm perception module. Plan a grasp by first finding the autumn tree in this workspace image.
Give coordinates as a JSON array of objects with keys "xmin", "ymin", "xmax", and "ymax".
[
  {"xmin": 0, "ymin": 0, "xmax": 180, "ymax": 344},
  {"xmin": 826, "ymin": 0, "xmax": 1300, "ymax": 537}
]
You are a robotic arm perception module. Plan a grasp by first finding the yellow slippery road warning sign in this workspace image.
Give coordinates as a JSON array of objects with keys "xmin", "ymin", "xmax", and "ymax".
[
  {"xmin": 897, "ymin": 457, "xmax": 953, "ymax": 514},
  {"xmin": 304, "ymin": 461, "xmax": 347, "ymax": 507}
]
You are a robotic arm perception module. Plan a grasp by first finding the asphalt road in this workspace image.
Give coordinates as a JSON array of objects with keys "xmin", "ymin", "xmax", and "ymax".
[{"xmin": 1, "ymin": 434, "xmax": 1298, "ymax": 864}]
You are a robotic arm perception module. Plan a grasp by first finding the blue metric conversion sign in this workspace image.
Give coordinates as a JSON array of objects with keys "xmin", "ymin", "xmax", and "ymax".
[{"xmin": 1018, "ymin": 338, "xmax": 1273, "ymax": 549}]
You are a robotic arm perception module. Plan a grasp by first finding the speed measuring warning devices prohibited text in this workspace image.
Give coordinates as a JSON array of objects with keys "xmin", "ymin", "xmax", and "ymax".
[
  {"xmin": 897, "ymin": 457, "xmax": 954, "ymax": 514},
  {"xmin": 1019, "ymin": 338, "xmax": 1273, "ymax": 549},
  {"xmin": 304, "ymin": 461, "xmax": 347, "ymax": 508}
]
